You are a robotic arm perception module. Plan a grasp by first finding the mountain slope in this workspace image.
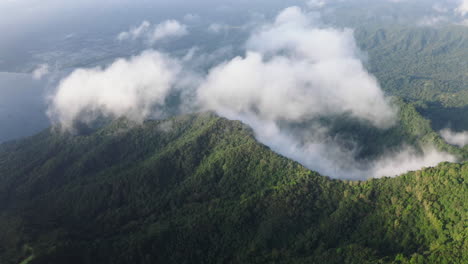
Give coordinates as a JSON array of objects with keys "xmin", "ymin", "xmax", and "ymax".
[
  {"xmin": 0, "ymin": 113, "xmax": 466, "ymax": 264},
  {"xmin": 355, "ymin": 26, "xmax": 468, "ymax": 107}
]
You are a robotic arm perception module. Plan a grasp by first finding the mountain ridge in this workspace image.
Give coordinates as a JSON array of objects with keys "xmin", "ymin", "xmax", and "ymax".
[{"xmin": 0, "ymin": 112, "xmax": 466, "ymax": 264}]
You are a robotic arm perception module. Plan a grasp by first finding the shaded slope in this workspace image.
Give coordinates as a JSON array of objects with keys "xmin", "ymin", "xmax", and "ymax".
[{"xmin": 0, "ymin": 113, "xmax": 466, "ymax": 264}]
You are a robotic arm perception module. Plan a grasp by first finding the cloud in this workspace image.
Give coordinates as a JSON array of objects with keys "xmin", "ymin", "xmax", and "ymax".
[
  {"xmin": 440, "ymin": 128, "xmax": 468, "ymax": 147},
  {"xmin": 49, "ymin": 6, "xmax": 455, "ymax": 179},
  {"xmin": 117, "ymin": 21, "xmax": 151, "ymax": 41},
  {"xmin": 199, "ymin": 6, "xmax": 396, "ymax": 128},
  {"xmin": 150, "ymin": 20, "xmax": 188, "ymax": 43},
  {"xmin": 207, "ymin": 22, "xmax": 254, "ymax": 34},
  {"xmin": 433, "ymin": 3, "xmax": 449, "ymax": 13},
  {"xmin": 183, "ymin": 13, "xmax": 200, "ymax": 23},
  {"xmin": 306, "ymin": 0, "xmax": 326, "ymax": 9},
  {"xmin": 157, "ymin": 120, "xmax": 174, "ymax": 133},
  {"xmin": 208, "ymin": 23, "xmax": 228, "ymax": 33},
  {"xmin": 196, "ymin": 6, "xmax": 454, "ymax": 179},
  {"xmin": 32, "ymin": 64, "xmax": 49, "ymax": 80},
  {"xmin": 117, "ymin": 20, "xmax": 188, "ymax": 44},
  {"xmin": 460, "ymin": 18, "xmax": 468, "ymax": 26},
  {"xmin": 456, "ymin": 0, "xmax": 468, "ymax": 16},
  {"xmin": 371, "ymin": 147, "xmax": 456, "ymax": 178},
  {"xmin": 418, "ymin": 16, "xmax": 449, "ymax": 26},
  {"xmin": 225, "ymin": 115, "xmax": 455, "ymax": 179},
  {"xmin": 47, "ymin": 50, "xmax": 182, "ymax": 131}
]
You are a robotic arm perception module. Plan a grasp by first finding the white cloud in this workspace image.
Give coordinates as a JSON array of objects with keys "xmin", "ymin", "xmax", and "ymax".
[
  {"xmin": 433, "ymin": 3, "xmax": 449, "ymax": 13},
  {"xmin": 48, "ymin": 50, "xmax": 182, "ymax": 131},
  {"xmin": 199, "ymin": 6, "xmax": 396, "ymax": 128},
  {"xmin": 32, "ymin": 64, "xmax": 49, "ymax": 80},
  {"xmin": 418, "ymin": 16, "xmax": 449, "ymax": 26},
  {"xmin": 196, "ymin": 6, "xmax": 454, "ymax": 179},
  {"xmin": 117, "ymin": 20, "xmax": 187, "ymax": 44},
  {"xmin": 225, "ymin": 115, "xmax": 455, "ymax": 180},
  {"xmin": 371, "ymin": 147, "xmax": 456, "ymax": 178},
  {"xmin": 157, "ymin": 120, "xmax": 173, "ymax": 133},
  {"xmin": 208, "ymin": 23, "xmax": 251, "ymax": 34},
  {"xmin": 117, "ymin": 20, "xmax": 151, "ymax": 41},
  {"xmin": 183, "ymin": 13, "xmax": 200, "ymax": 23},
  {"xmin": 208, "ymin": 23, "xmax": 227, "ymax": 33},
  {"xmin": 307, "ymin": 0, "xmax": 326, "ymax": 9},
  {"xmin": 48, "ymin": 6, "xmax": 456, "ymax": 179},
  {"xmin": 456, "ymin": 0, "xmax": 468, "ymax": 16},
  {"xmin": 440, "ymin": 128, "xmax": 468, "ymax": 147},
  {"xmin": 149, "ymin": 20, "xmax": 188, "ymax": 43}
]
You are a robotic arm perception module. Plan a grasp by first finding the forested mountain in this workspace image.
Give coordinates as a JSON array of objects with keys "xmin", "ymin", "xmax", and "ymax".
[
  {"xmin": 355, "ymin": 26, "xmax": 468, "ymax": 107},
  {"xmin": 348, "ymin": 25, "xmax": 468, "ymax": 136},
  {"xmin": 1, "ymin": 1, "xmax": 467, "ymax": 263},
  {"xmin": 0, "ymin": 113, "xmax": 466, "ymax": 264},
  {"xmin": 317, "ymin": 1, "xmax": 468, "ymax": 111}
]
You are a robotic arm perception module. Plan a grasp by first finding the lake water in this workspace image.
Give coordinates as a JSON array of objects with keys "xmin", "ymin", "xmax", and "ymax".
[{"xmin": 0, "ymin": 72, "xmax": 50, "ymax": 143}]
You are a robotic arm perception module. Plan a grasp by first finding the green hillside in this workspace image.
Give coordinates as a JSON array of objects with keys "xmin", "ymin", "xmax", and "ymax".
[
  {"xmin": 355, "ymin": 26, "xmax": 468, "ymax": 107},
  {"xmin": 0, "ymin": 113, "xmax": 466, "ymax": 264},
  {"xmin": 305, "ymin": 98, "xmax": 467, "ymax": 160}
]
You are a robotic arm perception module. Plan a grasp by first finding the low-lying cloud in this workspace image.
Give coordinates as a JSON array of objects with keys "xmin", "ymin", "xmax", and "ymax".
[
  {"xmin": 118, "ymin": 20, "xmax": 188, "ymax": 44},
  {"xmin": 236, "ymin": 116, "xmax": 456, "ymax": 179},
  {"xmin": 440, "ymin": 128, "xmax": 468, "ymax": 147},
  {"xmin": 48, "ymin": 50, "xmax": 182, "ymax": 131},
  {"xmin": 371, "ymin": 146, "xmax": 456, "ymax": 178},
  {"xmin": 199, "ymin": 7, "xmax": 396, "ymax": 129},
  {"xmin": 418, "ymin": 15, "xmax": 449, "ymax": 26},
  {"xmin": 456, "ymin": 0, "xmax": 468, "ymax": 16},
  {"xmin": 208, "ymin": 23, "xmax": 229, "ymax": 34},
  {"xmin": 32, "ymin": 64, "xmax": 49, "ymax": 80},
  {"xmin": 306, "ymin": 0, "xmax": 326, "ymax": 9},
  {"xmin": 49, "ymin": 6, "xmax": 456, "ymax": 179}
]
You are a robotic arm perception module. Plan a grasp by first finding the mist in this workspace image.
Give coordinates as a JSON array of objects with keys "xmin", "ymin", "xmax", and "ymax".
[
  {"xmin": 199, "ymin": 6, "xmax": 397, "ymax": 128},
  {"xmin": 45, "ymin": 6, "xmax": 458, "ymax": 180},
  {"xmin": 440, "ymin": 128, "xmax": 468, "ymax": 147},
  {"xmin": 47, "ymin": 50, "xmax": 183, "ymax": 131},
  {"xmin": 117, "ymin": 20, "xmax": 188, "ymax": 44},
  {"xmin": 230, "ymin": 115, "xmax": 456, "ymax": 179}
]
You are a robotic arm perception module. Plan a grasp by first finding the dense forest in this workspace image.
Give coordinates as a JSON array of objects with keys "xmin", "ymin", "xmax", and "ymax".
[
  {"xmin": 353, "ymin": 24, "xmax": 468, "ymax": 139},
  {"xmin": 355, "ymin": 26, "xmax": 468, "ymax": 107},
  {"xmin": 1, "ymin": 3, "xmax": 468, "ymax": 262},
  {"xmin": 0, "ymin": 113, "xmax": 466, "ymax": 264}
]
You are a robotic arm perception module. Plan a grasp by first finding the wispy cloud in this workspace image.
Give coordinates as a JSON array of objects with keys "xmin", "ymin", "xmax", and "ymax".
[
  {"xmin": 208, "ymin": 23, "xmax": 228, "ymax": 33},
  {"xmin": 118, "ymin": 20, "xmax": 188, "ymax": 44},
  {"xmin": 440, "ymin": 128, "xmax": 468, "ymax": 147},
  {"xmin": 117, "ymin": 21, "xmax": 151, "ymax": 41},
  {"xmin": 418, "ymin": 15, "xmax": 449, "ymax": 26},
  {"xmin": 32, "ymin": 64, "xmax": 49, "ymax": 80},
  {"xmin": 433, "ymin": 3, "xmax": 449, "ymax": 13},
  {"xmin": 306, "ymin": 0, "xmax": 326, "ymax": 9},
  {"xmin": 49, "ymin": 7, "xmax": 455, "ymax": 179},
  {"xmin": 456, "ymin": 0, "xmax": 468, "ymax": 16},
  {"xmin": 183, "ymin": 13, "xmax": 200, "ymax": 23}
]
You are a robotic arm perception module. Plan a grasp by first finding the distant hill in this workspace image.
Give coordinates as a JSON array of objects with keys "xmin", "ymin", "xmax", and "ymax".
[
  {"xmin": 355, "ymin": 26, "xmax": 468, "ymax": 107},
  {"xmin": 0, "ymin": 113, "xmax": 466, "ymax": 264}
]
